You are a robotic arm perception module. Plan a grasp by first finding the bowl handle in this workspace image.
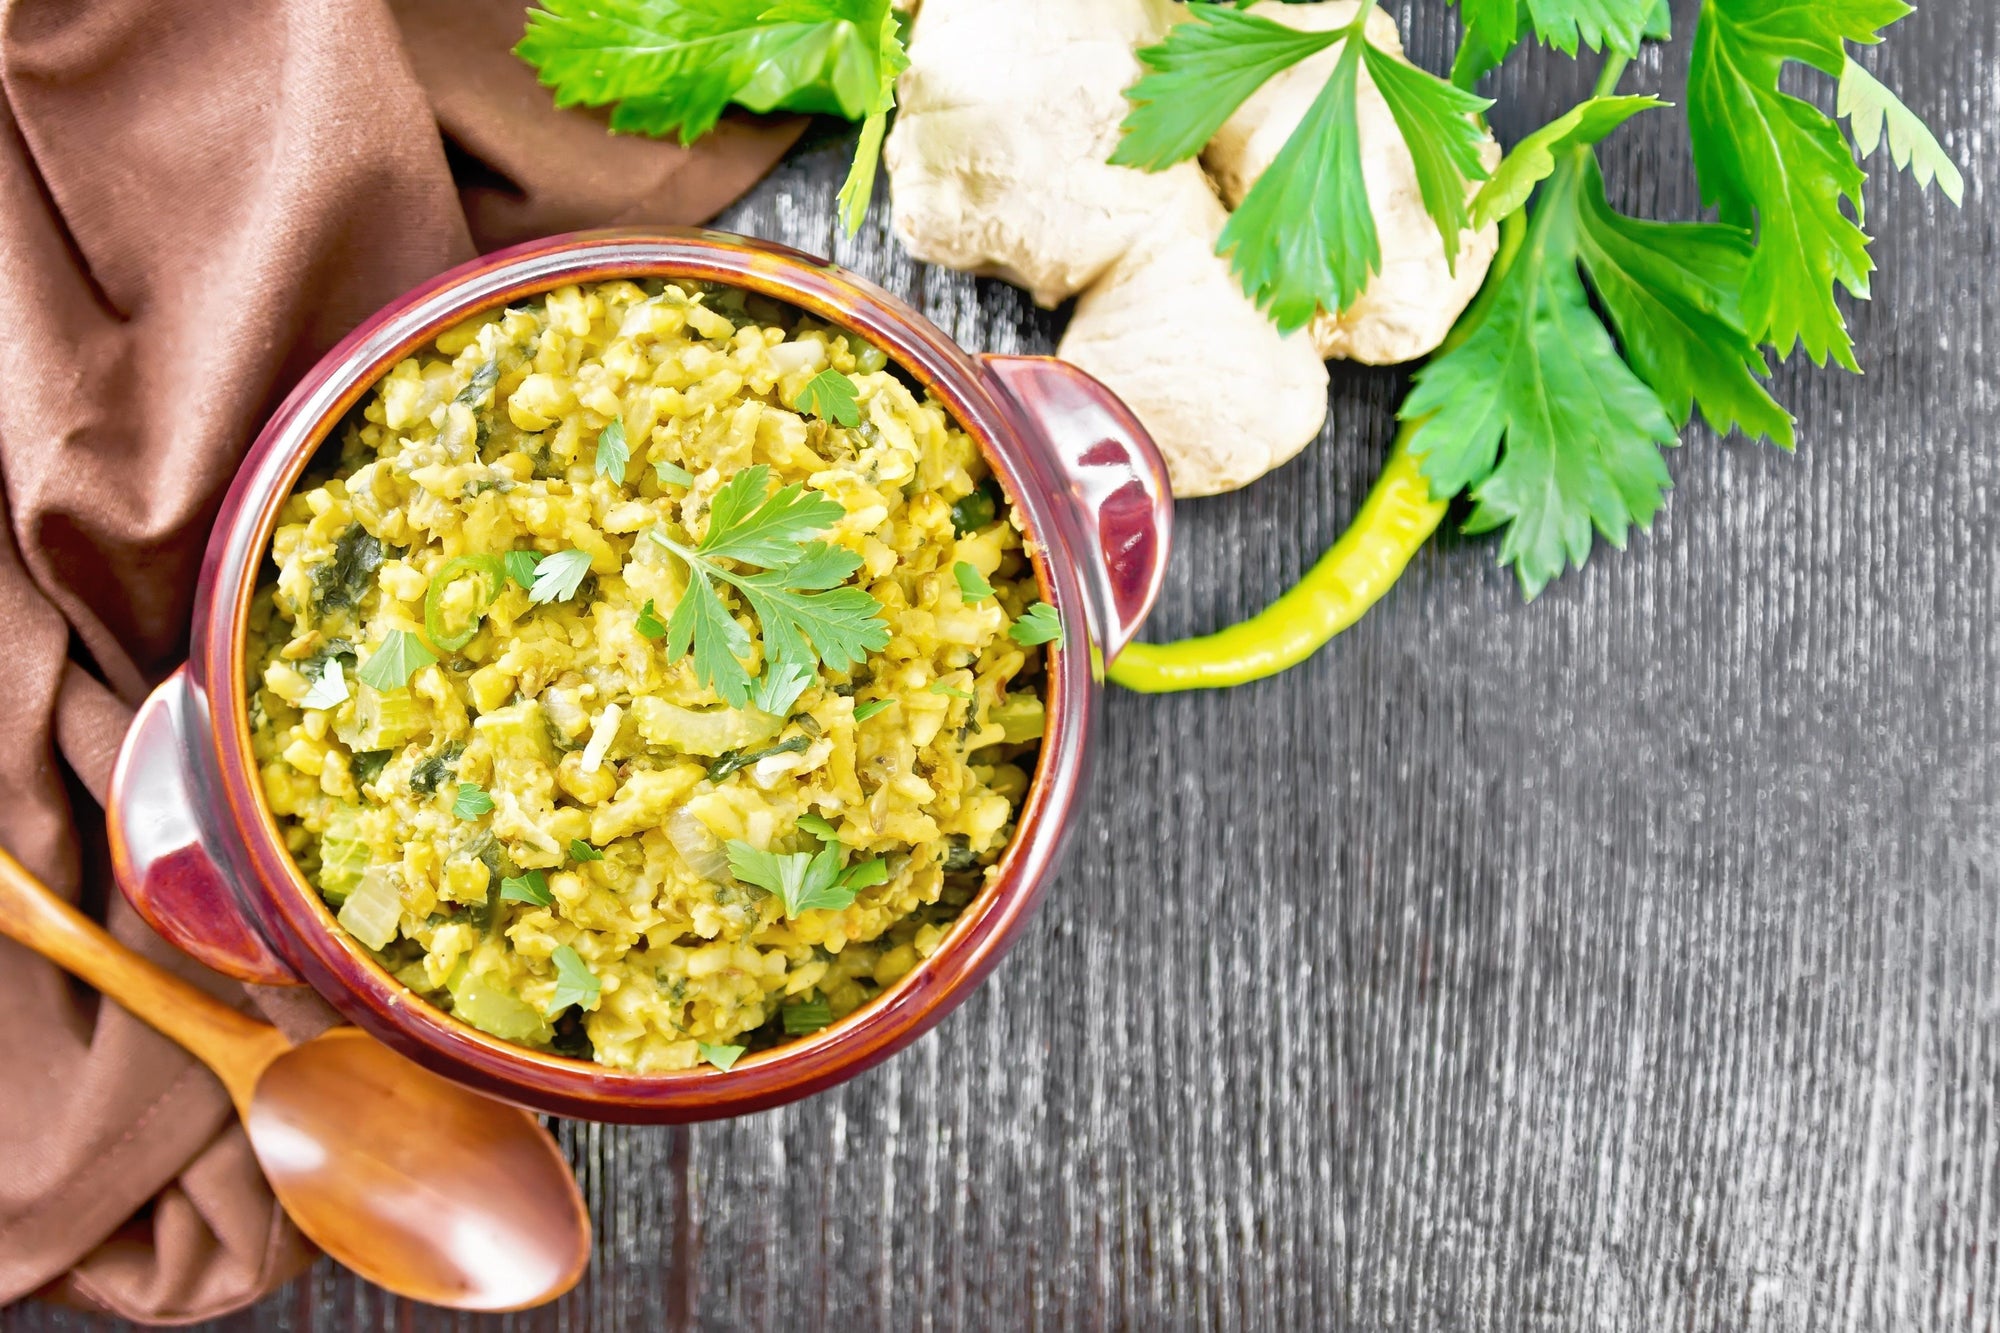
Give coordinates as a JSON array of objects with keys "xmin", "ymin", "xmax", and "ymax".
[
  {"xmin": 109, "ymin": 667, "xmax": 302, "ymax": 986},
  {"xmin": 980, "ymin": 355, "xmax": 1173, "ymax": 660}
]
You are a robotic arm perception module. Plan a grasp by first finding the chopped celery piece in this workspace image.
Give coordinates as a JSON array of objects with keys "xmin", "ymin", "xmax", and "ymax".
[
  {"xmin": 335, "ymin": 684, "xmax": 427, "ymax": 752},
  {"xmin": 316, "ymin": 806, "xmax": 371, "ymax": 905},
  {"xmin": 447, "ymin": 963, "xmax": 553, "ymax": 1045},
  {"xmin": 336, "ymin": 865, "xmax": 403, "ymax": 951},
  {"xmin": 630, "ymin": 696, "xmax": 782, "ymax": 757},
  {"xmin": 990, "ymin": 692, "xmax": 1045, "ymax": 745},
  {"xmin": 474, "ymin": 699, "xmax": 554, "ymax": 763}
]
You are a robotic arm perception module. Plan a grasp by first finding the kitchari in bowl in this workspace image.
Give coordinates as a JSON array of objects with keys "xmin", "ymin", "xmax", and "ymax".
[{"xmin": 246, "ymin": 279, "xmax": 1058, "ymax": 1073}]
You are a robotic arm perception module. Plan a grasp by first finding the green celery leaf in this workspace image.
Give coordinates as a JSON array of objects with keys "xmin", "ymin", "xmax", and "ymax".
[
  {"xmin": 1471, "ymin": 95, "xmax": 1665, "ymax": 229},
  {"xmin": 1838, "ymin": 57, "xmax": 1964, "ymax": 205},
  {"xmin": 1216, "ymin": 33, "xmax": 1373, "ymax": 332},
  {"xmin": 548, "ymin": 944, "xmax": 601, "ymax": 1013},
  {"xmin": 953, "ymin": 560, "xmax": 995, "ymax": 601},
  {"xmin": 1452, "ymin": 0, "xmax": 1526, "ymax": 71},
  {"xmin": 517, "ymin": 0, "xmax": 774, "ymax": 142},
  {"xmin": 1404, "ymin": 164, "xmax": 1678, "ymax": 597},
  {"xmin": 1356, "ymin": 43, "xmax": 1494, "ymax": 262},
  {"xmin": 1008, "ymin": 603, "xmax": 1064, "ymax": 647},
  {"xmin": 595, "ymin": 417, "xmax": 629, "ymax": 483},
  {"xmin": 831, "ymin": 3, "xmax": 906, "ymax": 232},
  {"xmin": 504, "ymin": 549, "xmax": 542, "ymax": 588},
  {"xmin": 1571, "ymin": 157, "xmax": 1795, "ymax": 446},
  {"xmin": 698, "ymin": 1041, "xmax": 747, "ymax": 1070},
  {"xmin": 665, "ymin": 568, "xmax": 755, "ymax": 707},
  {"xmin": 1644, "ymin": 0, "xmax": 1672, "ymax": 39},
  {"xmin": 501, "ymin": 870, "xmax": 553, "ymax": 906},
  {"xmin": 1522, "ymin": 0, "xmax": 1660, "ymax": 57},
  {"xmin": 356, "ymin": 629, "xmax": 436, "ymax": 692},
  {"xmin": 528, "ymin": 548, "xmax": 593, "ymax": 604},
  {"xmin": 635, "ymin": 598, "xmax": 669, "ymax": 641},
  {"xmin": 792, "ymin": 369, "xmax": 863, "ymax": 428},
  {"xmin": 453, "ymin": 782, "xmax": 496, "ymax": 820},
  {"xmin": 1687, "ymin": 0, "xmax": 1913, "ymax": 369},
  {"xmin": 300, "ymin": 658, "xmax": 349, "ymax": 711},
  {"xmin": 1112, "ymin": 4, "xmax": 1346, "ymax": 169}
]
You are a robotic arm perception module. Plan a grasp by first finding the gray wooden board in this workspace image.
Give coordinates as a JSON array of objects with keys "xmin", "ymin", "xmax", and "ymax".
[{"xmin": 7, "ymin": 1, "xmax": 1997, "ymax": 1328}]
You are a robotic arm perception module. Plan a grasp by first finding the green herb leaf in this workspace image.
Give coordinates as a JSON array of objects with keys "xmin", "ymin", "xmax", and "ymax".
[
  {"xmin": 313, "ymin": 524, "xmax": 385, "ymax": 612},
  {"xmin": 595, "ymin": 417, "xmax": 629, "ymax": 483},
  {"xmin": 725, "ymin": 840, "xmax": 857, "ymax": 918},
  {"xmin": 570, "ymin": 839, "xmax": 604, "ymax": 862},
  {"xmin": 834, "ymin": 3, "xmax": 907, "ymax": 233},
  {"xmin": 797, "ymin": 813, "xmax": 841, "ymax": 843},
  {"xmin": 949, "ymin": 483, "xmax": 999, "ymax": 536},
  {"xmin": 635, "ymin": 598, "xmax": 670, "ymax": 641},
  {"xmin": 548, "ymin": 944, "xmax": 601, "ymax": 1014},
  {"xmin": 455, "ymin": 358, "xmax": 501, "ymax": 407},
  {"xmin": 300, "ymin": 658, "xmax": 350, "ymax": 711},
  {"xmin": 792, "ymin": 368, "xmax": 862, "ymax": 428},
  {"xmin": 1838, "ymin": 56, "xmax": 1964, "ymax": 205},
  {"xmin": 501, "ymin": 870, "xmax": 553, "ymax": 906},
  {"xmin": 781, "ymin": 997, "xmax": 833, "ymax": 1035},
  {"xmin": 1686, "ymin": 0, "xmax": 1912, "ymax": 369},
  {"xmin": 930, "ymin": 681, "xmax": 974, "ymax": 701},
  {"xmin": 650, "ymin": 467, "xmax": 887, "ymax": 707},
  {"xmin": 706, "ymin": 735, "xmax": 812, "ymax": 782},
  {"xmin": 1470, "ymin": 95, "xmax": 1665, "ymax": 230},
  {"xmin": 1451, "ymin": 0, "xmax": 1526, "ymax": 74},
  {"xmin": 837, "ymin": 856, "xmax": 889, "ymax": 891},
  {"xmin": 655, "ymin": 459, "xmax": 696, "ymax": 488},
  {"xmin": 355, "ymin": 629, "xmax": 437, "ymax": 692},
  {"xmin": 504, "ymin": 549, "xmax": 542, "ymax": 588},
  {"xmin": 750, "ymin": 661, "xmax": 814, "ymax": 716},
  {"xmin": 1111, "ymin": 4, "xmax": 1345, "ymax": 169},
  {"xmin": 698, "ymin": 1041, "xmax": 747, "ymax": 1070},
  {"xmin": 1356, "ymin": 42, "xmax": 1494, "ymax": 261},
  {"xmin": 453, "ymin": 781, "xmax": 496, "ymax": 820},
  {"xmin": 953, "ymin": 561, "xmax": 995, "ymax": 602},
  {"xmin": 1518, "ymin": 0, "xmax": 1660, "ymax": 58},
  {"xmin": 1008, "ymin": 603, "xmax": 1064, "ymax": 647},
  {"xmin": 851, "ymin": 699, "xmax": 892, "ymax": 722},
  {"xmin": 528, "ymin": 548, "xmax": 593, "ymax": 604}
]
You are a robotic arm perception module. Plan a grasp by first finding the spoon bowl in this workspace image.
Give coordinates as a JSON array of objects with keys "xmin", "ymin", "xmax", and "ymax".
[{"xmin": 0, "ymin": 845, "xmax": 590, "ymax": 1310}]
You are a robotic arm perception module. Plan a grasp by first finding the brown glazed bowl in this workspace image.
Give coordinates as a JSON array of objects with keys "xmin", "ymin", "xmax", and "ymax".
[{"xmin": 106, "ymin": 230, "xmax": 1172, "ymax": 1123}]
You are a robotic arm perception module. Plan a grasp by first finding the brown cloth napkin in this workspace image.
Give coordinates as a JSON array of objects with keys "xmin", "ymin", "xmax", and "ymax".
[{"xmin": 0, "ymin": 0, "xmax": 801, "ymax": 1322}]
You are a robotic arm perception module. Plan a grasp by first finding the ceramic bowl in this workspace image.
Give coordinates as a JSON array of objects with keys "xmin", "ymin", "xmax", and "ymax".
[{"xmin": 105, "ymin": 229, "xmax": 1172, "ymax": 1123}]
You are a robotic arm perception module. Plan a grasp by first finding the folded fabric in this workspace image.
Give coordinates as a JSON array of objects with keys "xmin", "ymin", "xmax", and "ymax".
[{"xmin": 0, "ymin": 0, "xmax": 800, "ymax": 1321}]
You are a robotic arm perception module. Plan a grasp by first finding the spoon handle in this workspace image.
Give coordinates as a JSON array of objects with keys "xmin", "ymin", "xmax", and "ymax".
[{"xmin": 0, "ymin": 844, "xmax": 289, "ymax": 1108}]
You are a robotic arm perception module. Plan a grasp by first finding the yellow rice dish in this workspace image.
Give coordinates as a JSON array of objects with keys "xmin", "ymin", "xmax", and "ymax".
[{"xmin": 247, "ymin": 280, "xmax": 1053, "ymax": 1072}]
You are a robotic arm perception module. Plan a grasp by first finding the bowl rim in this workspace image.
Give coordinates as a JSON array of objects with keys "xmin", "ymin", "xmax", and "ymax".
[{"xmin": 190, "ymin": 228, "xmax": 1098, "ymax": 1118}]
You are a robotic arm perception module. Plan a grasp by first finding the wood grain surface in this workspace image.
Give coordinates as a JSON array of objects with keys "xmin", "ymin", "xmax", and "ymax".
[{"xmin": 7, "ymin": 1, "xmax": 1995, "ymax": 1328}]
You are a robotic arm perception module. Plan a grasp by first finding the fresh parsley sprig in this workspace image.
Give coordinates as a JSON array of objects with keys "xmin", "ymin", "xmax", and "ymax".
[
  {"xmin": 725, "ymin": 816, "xmax": 888, "ymax": 919},
  {"xmin": 516, "ymin": 0, "xmax": 907, "ymax": 233},
  {"xmin": 648, "ymin": 464, "xmax": 889, "ymax": 708}
]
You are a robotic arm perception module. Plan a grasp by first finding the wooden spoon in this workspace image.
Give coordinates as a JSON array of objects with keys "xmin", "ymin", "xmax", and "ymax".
[{"xmin": 0, "ymin": 846, "xmax": 590, "ymax": 1311}]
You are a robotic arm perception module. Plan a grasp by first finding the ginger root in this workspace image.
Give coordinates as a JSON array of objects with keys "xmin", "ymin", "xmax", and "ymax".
[{"xmin": 884, "ymin": 0, "xmax": 1497, "ymax": 497}]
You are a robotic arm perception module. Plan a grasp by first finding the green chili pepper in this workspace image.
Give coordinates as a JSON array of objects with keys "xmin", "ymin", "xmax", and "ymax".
[
  {"xmin": 1106, "ymin": 211, "xmax": 1527, "ymax": 694},
  {"xmin": 423, "ymin": 554, "xmax": 508, "ymax": 652}
]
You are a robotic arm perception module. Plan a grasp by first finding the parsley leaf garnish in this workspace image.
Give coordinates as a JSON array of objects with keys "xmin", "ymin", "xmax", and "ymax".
[
  {"xmin": 453, "ymin": 782, "xmax": 495, "ymax": 819},
  {"xmin": 1471, "ymin": 95, "xmax": 1664, "ymax": 229},
  {"xmin": 648, "ymin": 465, "xmax": 888, "ymax": 708},
  {"xmin": 851, "ymin": 699, "xmax": 891, "ymax": 722},
  {"xmin": 501, "ymin": 870, "xmax": 553, "ymax": 906},
  {"xmin": 595, "ymin": 417, "xmax": 629, "ymax": 484},
  {"xmin": 300, "ymin": 657, "xmax": 349, "ymax": 711},
  {"xmin": 356, "ymin": 630, "xmax": 436, "ymax": 692},
  {"xmin": 952, "ymin": 561, "xmax": 994, "ymax": 602},
  {"xmin": 793, "ymin": 368, "xmax": 862, "ymax": 427},
  {"xmin": 1686, "ymin": 0, "xmax": 1910, "ymax": 369},
  {"xmin": 929, "ymin": 681, "xmax": 974, "ymax": 701},
  {"xmin": 797, "ymin": 813, "xmax": 841, "ymax": 842},
  {"xmin": 655, "ymin": 459, "xmax": 696, "ymax": 489},
  {"xmin": 635, "ymin": 598, "xmax": 669, "ymax": 641},
  {"xmin": 570, "ymin": 839, "xmax": 604, "ymax": 862},
  {"xmin": 750, "ymin": 661, "xmax": 814, "ymax": 716},
  {"xmin": 698, "ymin": 1042, "xmax": 747, "ymax": 1071},
  {"xmin": 503, "ymin": 549, "xmax": 542, "ymax": 589},
  {"xmin": 781, "ymin": 998, "xmax": 833, "ymax": 1035},
  {"xmin": 726, "ymin": 822, "xmax": 888, "ymax": 919},
  {"xmin": 528, "ymin": 548, "xmax": 593, "ymax": 604},
  {"xmin": 548, "ymin": 944, "xmax": 601, "ymax": 1014},
  {"xmin": 515, "ymin": 0, "xmax": 905, "ymax": 234},
  {"xmin": 1009, "ymin": 603, "xmax": 1064, "ymax": 647}
]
